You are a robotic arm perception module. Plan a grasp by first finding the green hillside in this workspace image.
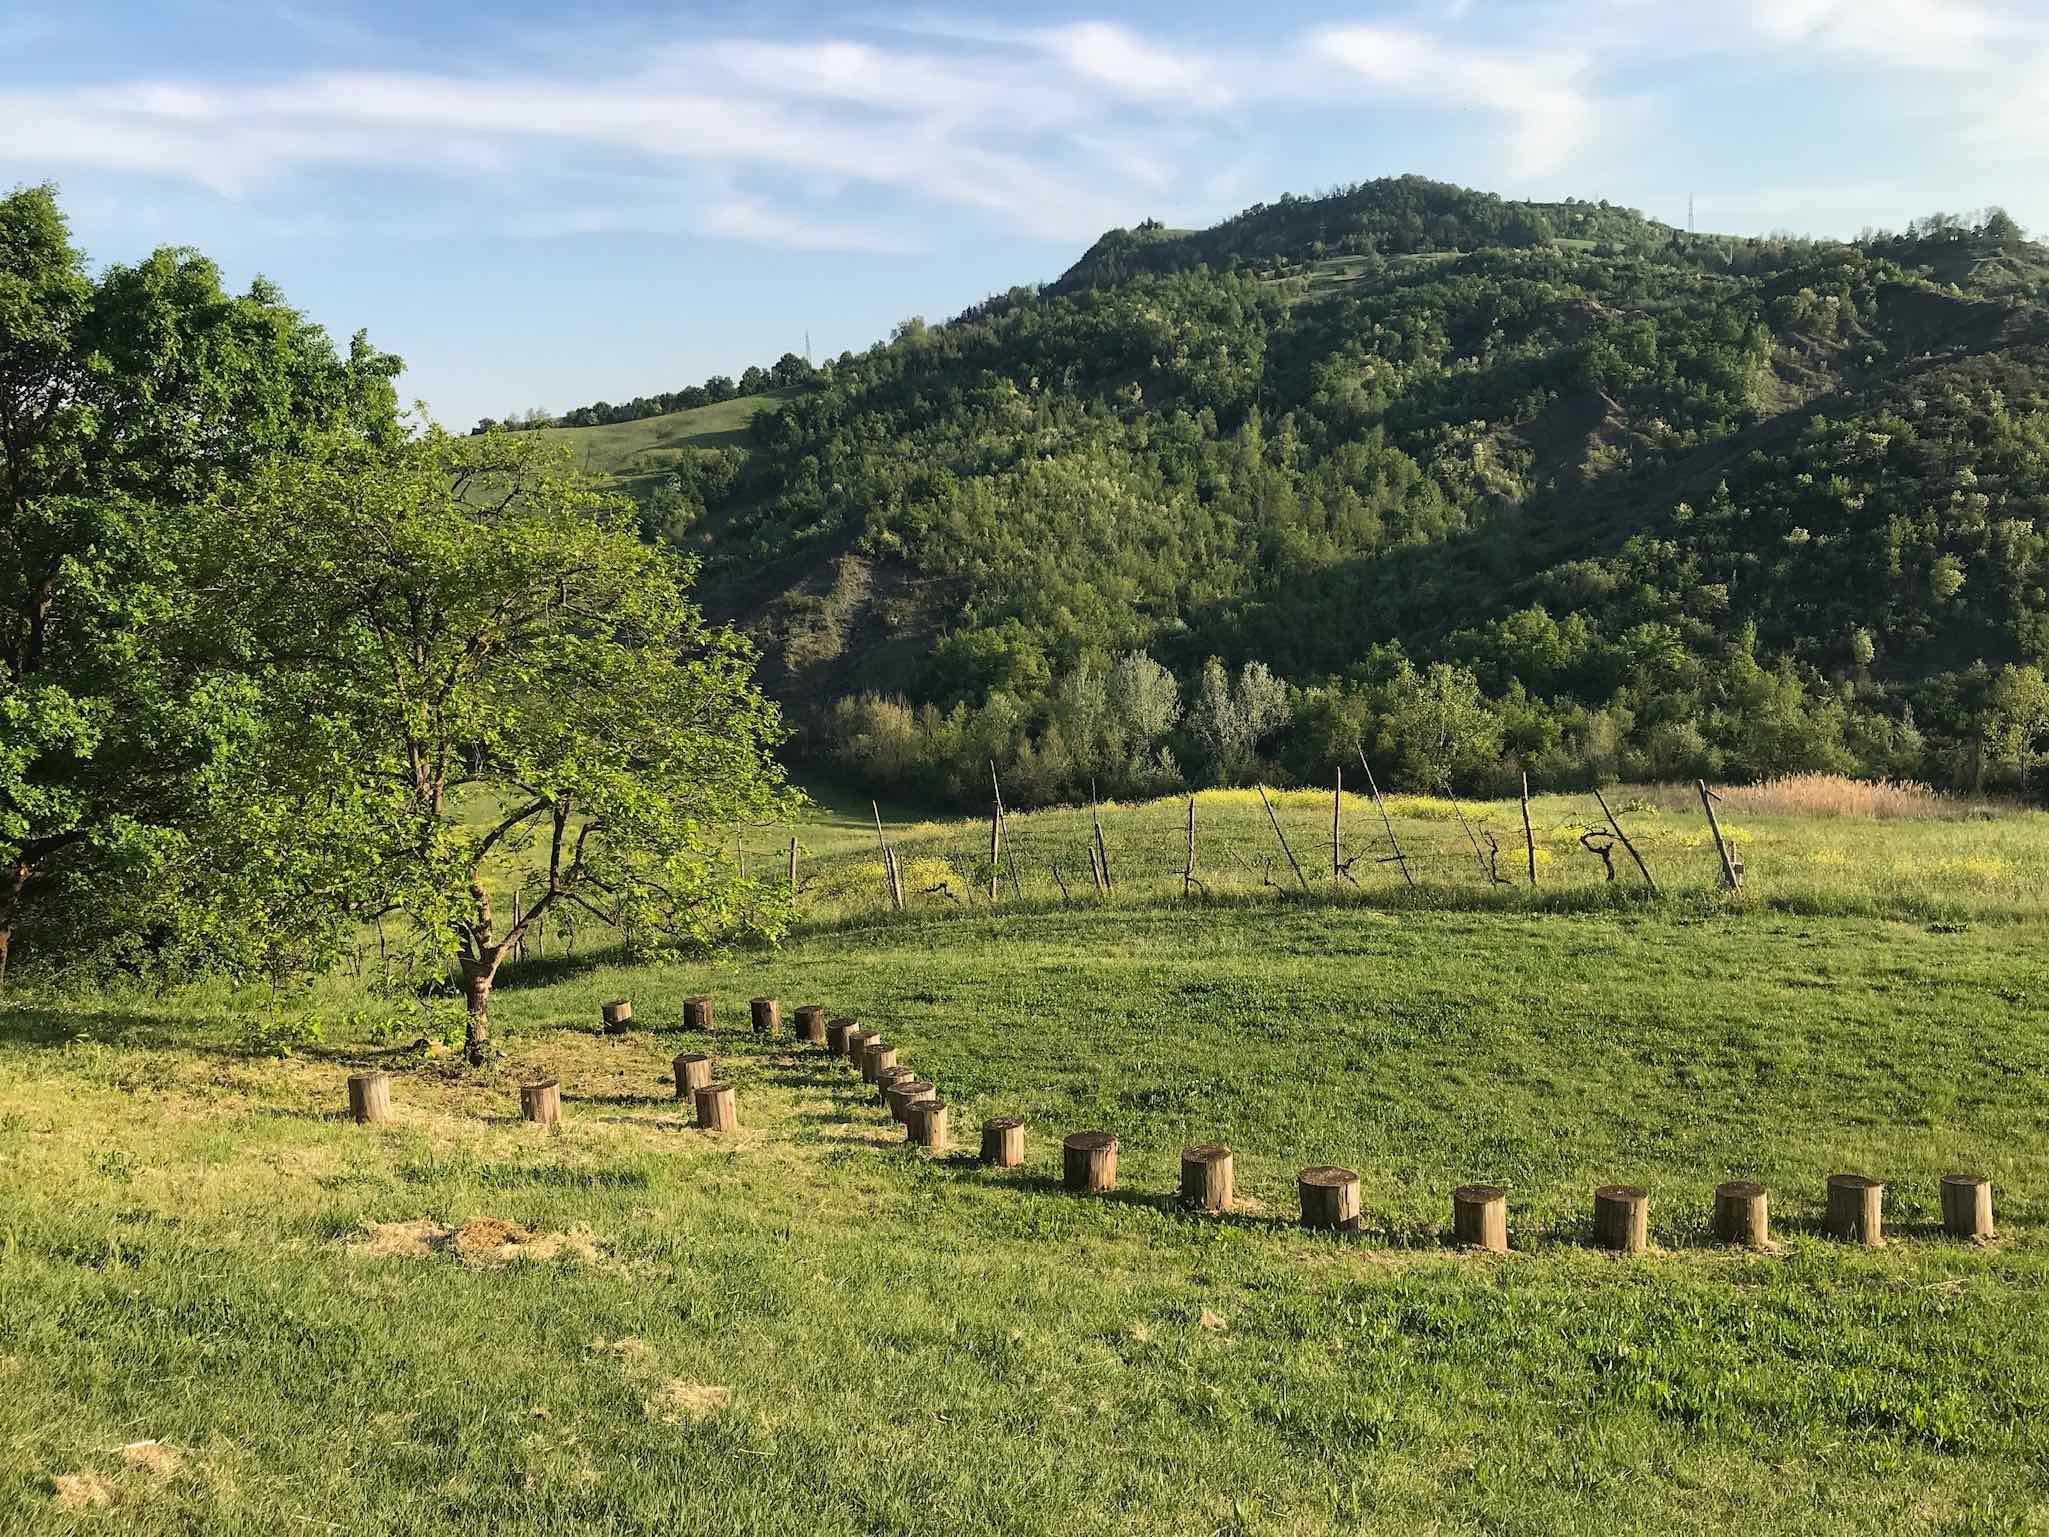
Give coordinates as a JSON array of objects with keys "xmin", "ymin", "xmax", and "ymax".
[
  {"xmin": 552, "ymin": 176, "xmax": 2049, "ymax": 809},
  {"xmin": 542, "ymin": 389, "xmax": 792, "ymax": 498}
]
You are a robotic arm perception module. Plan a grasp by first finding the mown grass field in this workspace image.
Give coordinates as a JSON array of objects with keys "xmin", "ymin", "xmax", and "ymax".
[
  {"xmin": 540, "ymin": 391, "xmax": 793, "ymax": 495},
  {"xmin": 6, "ymin": 785, "xmax": 2049, "ymax": 1533}
]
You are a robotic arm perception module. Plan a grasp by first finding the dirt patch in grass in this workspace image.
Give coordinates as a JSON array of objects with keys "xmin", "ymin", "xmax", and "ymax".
[
  {"xmin": 345, "ymin": 1217, "xmax": 608, "ymax": 1267},
  {"xmin": 646, "ymin": 1381, "xmax": 731, "ymax": 1424},
  {"xmin": 116, "ymin": 1440, "xmax": 182, "ymax": 1479},
  {"xmin": 52, "ymin": 1472, "xmax": 115, "ymax": 1511}
]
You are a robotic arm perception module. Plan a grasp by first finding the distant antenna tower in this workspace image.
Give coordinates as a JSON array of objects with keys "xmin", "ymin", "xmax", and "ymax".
[{"xmin": 804, "ymin": 330, "xmax": 812, "ymax": 365}]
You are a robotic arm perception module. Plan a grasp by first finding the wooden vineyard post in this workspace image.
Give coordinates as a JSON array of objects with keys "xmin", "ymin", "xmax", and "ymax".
[
  {"xmin": 1713, "ymin": 1180, "xmax": 1770, "ymax": 1248},
  {"xmin": 788, "ymin": 836, "xmax": 799, "ymax": 899},
  {"xmin": 1063, "ymin": 1131, "xmax": 1118, "ymax": 1192},
  {"xmin": 1452, "ymin": 1185, "xmax": 1508, "ymax": 1252},
  {"xmin": 1592, "ymin": 787, "xmax": 1659, "ymax": 895},
  {"xmin": 989, "ymin": 799, "xmax": 1001, "ymax": 903},
  {"xmin": 1298, "ymin": 1166, "xmax": 1363, "ymax": 1231},
  {"xmin": 520, "ymin": 1079, "xmax": 561, "ymax": 1128},
  {"xmin": 1183, "ymin": 795, "xmax": 1198, "ymax": 897},
  {"xmin": 875, "ymin": 1065, "xmax": 914, "ymax": 1108},
  {"xmin": 1594, "ymin": 1184, "xmax": 1649, "ymax": 1253},
  {"xmin": 751, "ymin": 997, "xmax": 780, "ymax": 1037},
  {"xmin": 886, "ymin": 1079, "xmax": 936, "ymax": 1124},
  {"xmin": 1179, "ymin": 1144, "xmax": 1234, "ymax": 1212},
  {"xmin": 873, "ymin": 802, "xmax": 904, "ymax": 913},
  {"xmin": 795, "ymin": 1005, "xmax": 827, "ymax": 1046},
  {"xmin": 990, "ymin": 762, "xmax": 1023, "ymax": 900},
  {"xmin": 1358, "ymin": 752, "xmax": 1415, "ymax": 889},
  {"xmin": 1825, "ymin": 1174, "xmax": 1884, "ymax": 1245},
  {"xmin": 981, "ymin": 1117, "xmax": 1026, "ymax": 1168},
  {"xmin": 1332, "ymin": 768, "xmax": 1343, "ymax": 889},
  {"xmin": 693, "ymin": 1082, "xmax": 738, "ymax": 1132},
  {"xmin": 1090, "ymin": 782, "xmax": 1112, "ymax": 894},
  {"xmin": 1521, "ymin": 773, "xmax": 1537, "ymax": 886},
  {"xmin": 860, "ymin": 1038, "xmax": 897, "ymax": 1084},
  {"xmin": 601, "ymin": 998, "xmax": 633, "ymax": 1033},
  {"xmin": 1697, "ymin": 779, "xmax": 1741, "ymax": 890},
  {"xmin": 1445, "ymin": 785, "xmax": 1490, "ymax": 878},
  {"xmin": 347, "ymin": 1072, "xmax": 393, "ymax": 1125},
  {"xmin": 673, "ymin": 1053, "xmax": 713, "ymax": 1098},
  {"xmin": 1256, "ymin": 783, "xmax": 1311, "ymax": 891},
  {"xmin": 825, "ymin": 1018, "xmax": 856, "ymax": 1057},
  {"xmin": 683, "ymin": 996, "xmax": 713, "ymax": 1032},
  {"xmin": 1940, "ymin": 1174, "xmax": 1995, "ymax": 1240},
  {"xmin": 907, "ymin": 1099, "xmax": 950, "ymax": 1151}
]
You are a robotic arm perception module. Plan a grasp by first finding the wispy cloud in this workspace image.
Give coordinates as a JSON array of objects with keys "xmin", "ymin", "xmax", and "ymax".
[{"xmin": 1743, "ymin": 0, "xmax": 1998, "ymax": 70}]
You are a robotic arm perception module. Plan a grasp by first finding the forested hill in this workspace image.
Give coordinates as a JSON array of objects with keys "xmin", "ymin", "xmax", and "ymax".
[{"xmin": 561, "ymin": 174, "xmax": 2049, "ymax": 806}]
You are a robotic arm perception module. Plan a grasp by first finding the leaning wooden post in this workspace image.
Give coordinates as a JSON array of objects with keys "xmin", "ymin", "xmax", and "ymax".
[
  {"xmin": 1453, "ymin": 1184, "xmax": 1509, "ymax": 1252},
  {"xmin": 991, "ymin": 761, "xmax": 1023, "ymax": 899},
  {"xmin": 601, "ymin": 998, "xmax": 633, "ymax": 1033},
  {"xmin": 1593, "ymin": 1184, "xmax": 1649, "ymax": 1253},
  {"xmin": 1713, "ymin": 1180, "xmax": 1770, "ymax": 1247},
  {"xmin": 1256, "ymin": 783, "xmax": 1311, "ymax": 891},
  {"xmin": 988, "ymin": 799, "xmax": 1002, "ymax": 903},
  {"xmin": 1825, "ymin": 1173, "xmax": 1884, "ymax": 1245},
  {"xmin": 347, "ymin": 1071, "xmax": 393, "ymax": 1125},
  {"xmin": 981, "ymin": 1117, "xmax": 1026, "ymax": 1167},
  {"xmin": 1179, "ymin": 1144, "xmax": 1234, "ymax": 1212},
  {"xmin": 693, "ymin": 1081, "xmax": 738, "ymax": 1132},
  {"xmin": 1298, "ymin": 1166, "xmax": 1363, "ymax": 1231},
  {"xmin": 673, "ymin": 1052, "xmax": 713, "ymax": 1099},
  {"xmin": 1592, "ymin": 786, "xmax": 1659, "ymax": 895},
  {"xmin": 1183, "ymin": 794, "xmax": 1197, "ymax": 897},
  {"xmin": 1520, "ymin": 772, "xmax": 1537, "ymax": 886},
  {"xmin": 1358, "ymin": 751, "xmax": 1415, "ymax": 889},
  {"xmin": 1089, "ymin": 781, "xmax": 1112, "ymax": 893},
  {"xmin": 906, "ymin": 1098, "xmax": 950, "ymax": 1151},
  {"xmin": 860, "ymin": 1038, "xmax": 897, "ymax": 1084},
  {"xmin": 1697, "ymin": 779, "xmax": 1741, "ymax": 890},
  {"xmin": 520, "ymin": 1079, "xmax": 561, "ymax": 1127},
  {"xmin": 794, "ymin": 1005, "xmax": 827, "ymax": 1046},
  {"xmin": 1063, "ymin": 1130, "xmax": 1118, "ymax": 1191},
  {"xmin": 1332, "ymin": 768, "xmax": 1343, "ymax": 889},
  {"xmin": 1940, "ymin": 1173, "xmax": 1995, "ymax": 1240},
  {"xmin": 787, "ymin": 836, "xmax": 799, "ymax": 899},
  {"xmin": 843, "ymin": 1026, "xmax": 872, "ymax": 1067},
  {"xmin": 1445, "ymin": 784, "xmax": 1490, "ymax": 878},
  {"xmin": 683, "ymin": 996, "xmax": 713, "ymax": 1032}
]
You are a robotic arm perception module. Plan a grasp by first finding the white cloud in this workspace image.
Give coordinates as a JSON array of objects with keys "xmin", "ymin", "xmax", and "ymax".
[
  {"xmin": 1035, "ymin": 22, "xmax": 1236, "ymax": 108},
  {"xmin": 1745, "ymin": 0, "xmax": 1997, "ymax": 69}
]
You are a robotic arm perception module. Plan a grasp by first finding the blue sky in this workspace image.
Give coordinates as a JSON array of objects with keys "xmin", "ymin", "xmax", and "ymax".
[{"xmin": 6, "ymin": 0, "xmax": 2046, "ymax": 428}]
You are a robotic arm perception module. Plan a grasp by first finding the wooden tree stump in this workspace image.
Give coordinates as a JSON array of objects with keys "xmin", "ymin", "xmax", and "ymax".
[
  {"xmin": 600, "ymin": 998, "xmax": 632, "ymax": 1033},
  {"xmin": 859, "ymin": 1039, "xmax": 896, "ymax": 1083},
  {"xmin": 843, "ymin": 1026, "xmax": 871, "ymax": 1067},
  {"xmin": 694, "ymin": 1081, "xmax": 737, "ymax": 1132},
  {"xmin": 520, "ymin": 1079, "xmax": 561, "ymax": 1127},
  {"xmin": 683, "ymin": 996, "xmax": 713, "ymax": 1032},
  {"xmin": 673, "ymin": 1052, "xmax": 713, "ymax": 1098},
  {"xmin": 795, "ymin": 1005, "xmax": 828, "ymax": 1045},
  {"xmin": 1940, "ymin": 1173, "xmax": 1995, "ymax": 1240},
  {"xmin": 1713, "ymin": 1180, "xmax": 1770, "ymax": 1248},
  {"xmin": 875, "ymin": 1065, "xmax": 915, "ymax": 1108},
  {"xmin": 1452, "ymin": 1185, "xmax": 1508, "ymax": 1253},
  {"xmin": 1298, "ymin": 1166, "xmax": 1363, "ymax": 1232},
  {"xmin": 907, "ymin": 1099, "xmax": 950, "ymax": 1150},
  {"xmin": 887, "ymin": 1079, "xmax": 936, "ymax": 1123},
  {"xmin": 1179, "ymin": 1144, "xmax": 1233, "ymax": 1212},
  {"xmin": 1825, "ymin": 1173, "xmax": 1884, "ymax": 1245},
  {"xmin": 825, "ymin": 1018, "xmax": 855, "ymax": 1056},
  {"xmin": 1594, "ymin": 1184, "xmax": 1649, "ymax": 1254},
  {"xmin": 1062, "ymin": 1131, "xmax": 1118, "ymax": 1192},
  {"xmin": 981, "ymin": 1117, "xmax": 1025, "ymax": 1168},
  {"xmin": 751, "ymin": 997, "xmax": 780, "ymax": 1036},
  {"xmin": 347, "ymin": 1071, "xmax": 393, "ymax": 1125}
]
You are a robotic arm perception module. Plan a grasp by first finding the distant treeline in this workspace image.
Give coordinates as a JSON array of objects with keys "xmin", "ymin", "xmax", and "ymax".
[{"xmin": 473, "ymin": 350, "xmax": 822, "ymax": 434}]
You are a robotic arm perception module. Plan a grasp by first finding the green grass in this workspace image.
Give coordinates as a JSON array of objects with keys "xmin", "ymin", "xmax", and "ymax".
[
  {"xmin": 4, "ymin": 894, "xmax": 2048, "ymax": 1532},
  {"xmin": 542, "ymin": 391, "xmax": 794, "ymax": 492}
]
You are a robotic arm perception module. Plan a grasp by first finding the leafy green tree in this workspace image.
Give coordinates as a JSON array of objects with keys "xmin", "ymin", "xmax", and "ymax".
[
  {"xmin": 1377, "ymin": 661, "xmax": 1503, "ymax": 790},
  {"xmin": 0, "ymin": 184, "xmax": 398, "ymax": 981},
  {"xmin": 1189, "ymin": 658, "xmax": 1291, "ymax": 784},
  {"xmin": 241, "ymin": 429, "xmax": 795, "ymax": 1063}
]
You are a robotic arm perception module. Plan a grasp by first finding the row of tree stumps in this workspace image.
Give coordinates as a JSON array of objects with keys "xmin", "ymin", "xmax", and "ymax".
[{"xmin": 341, "ymin": 996, "xmax": 1999, "ymax": 1248}]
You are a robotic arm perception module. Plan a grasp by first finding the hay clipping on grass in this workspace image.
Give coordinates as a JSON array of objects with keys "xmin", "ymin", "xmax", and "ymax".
[
  {"xmin": 346, "ymin": 1218, "xmax": 607, "ymax": 1267},
  {"xmin": 51, "ymin": 1472, "xmax": 115, "ymax": 1511},
  {"xmin": 646, "ymin": 1381, "xmax": 732, "ymax": 1425}
]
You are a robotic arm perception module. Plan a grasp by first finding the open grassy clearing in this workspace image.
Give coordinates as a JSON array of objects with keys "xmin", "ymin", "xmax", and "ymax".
[
  {"xmin": 540, "ymin": 391, "xmax": 792, "ymax": 490},
  {"xmin": 5, "ymin": 895, "xmax": 2048, "ymax": 1534}
]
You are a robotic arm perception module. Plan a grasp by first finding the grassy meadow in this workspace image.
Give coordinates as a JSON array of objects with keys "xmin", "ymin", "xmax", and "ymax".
[
  {"xmin": 7, "ymin": 780, "xmax": 2049, "ymax": 1533},
  {"xmin": 539, "ymin": 390, "xmax": 791, "ymax": 496}
]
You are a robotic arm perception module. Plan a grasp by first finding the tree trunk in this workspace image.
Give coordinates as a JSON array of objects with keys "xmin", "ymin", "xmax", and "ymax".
[{"xmin": 461, "ymin": 957, "xmax": 498, "ymax": 1066}]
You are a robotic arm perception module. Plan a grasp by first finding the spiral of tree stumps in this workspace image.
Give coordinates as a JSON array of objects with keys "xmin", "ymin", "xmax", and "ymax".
[
  {"xmin": 1063, "ymin": 1131, "xmax": 1118, "ymax": 1192},
  {"xmin": 875, "ymin": 1065, "xmax": 915, "ymax": 1107},
  {"xmin": 694, "ymin": 1081, "xmax": 737, "ymax": 1131},
  {"xmin": 859, "ymin": 1039, "xmax": 896, "ymax": 1084},
  {"xmin": 750, "ymin": 997, "xmax": 780, "ymax": 1036},
  {"xmin": 1714, "ymin": 1180, "xmax": 1770, "ymax": 1248},
  {"xmin": 1594, "ymin": 1185, "xmax": 1649, "ymax": 1253},
  {"xmin": 907, "ymin": 1099, "xmax": 949, "ymax": 1150},
  {"xmin": 795, "ymin": 1005, "xmax": 828, "ymax": 1046},
  {"xmin": 520, "ymin": 1079, "xmax": 561, "ymax": 1127},
  {"xmin": 825, "ymin": 1019, "xmax": 856, "ymax": 1056},
  {"xmin": 600, "ymin": 998, "xmax": 632, "ymax": 1032},
  {"xmin": 1940, "ymin": 1173, "xmax": 1995, "ymax": 1240},
  {"xmin": 1298, "ymin": 1166, "xmax": 1363, "ymax": 1232},
  {"xmin": 981, "ymin": 1117, "xmax": 1025, "ymax": 1168},
  {"xmin": 347, "ymin": 1071, "xmax": 393, "ymax": 1125},
  {"xmin": 683, "ymin": 996, "xmax": 713, "ymax": 1032},
  {"xmin": 1826, "ymin": 1174, "xmax": 1884, "ymax": 1245},
  {"xmin": 1179, "ymin": 1145, "xmax": 1233, "ymax": 1212},
  {"xmin": 1452, "ymin": 1185, "xmax": 1508, "ymax": 1252},
  {"xmin": 887, "ymin": 1079, "xmax": 936, "ymax": 1123},
  {"xmin": 673, "ymin": 1052, "xmax": 713, "ymax": 1099}
]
